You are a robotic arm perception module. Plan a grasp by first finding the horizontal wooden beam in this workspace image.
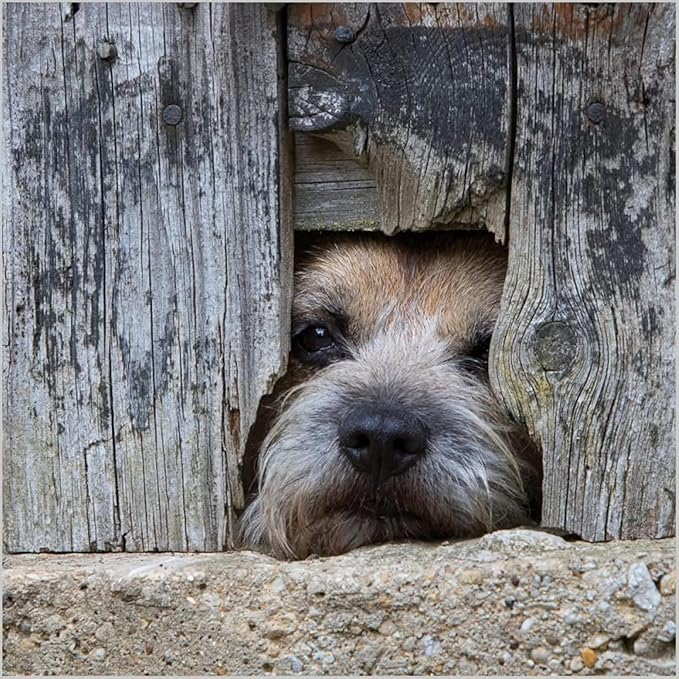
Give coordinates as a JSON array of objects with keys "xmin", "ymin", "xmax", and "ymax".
[
  {"xmin": 288, "ymin": 2, "xmax": 512, "ymax": 239},
  {"xmin": 293, "ymin": 133, "xmax": 380, "ymax": 231}
]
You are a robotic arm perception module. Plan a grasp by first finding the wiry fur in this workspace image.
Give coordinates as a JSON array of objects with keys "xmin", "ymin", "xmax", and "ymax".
[{"xmin": 239, "ymin": 232, "xmax": 540, "ymax": 559}]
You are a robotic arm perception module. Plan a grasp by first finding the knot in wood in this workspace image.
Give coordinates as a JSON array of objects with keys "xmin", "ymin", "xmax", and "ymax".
[
  {"xmin": 96, "ymin": 41, "xmax": 117, "ymax": 62},
  {"xmin": 335, "ymin": 26, "xmax": 355, "ymax": 44},
  {"xmin": 534, "ymin": 321, "xmax": 578, "ymax": 372},
  {"xmin": 162, "ymin": 105, "xmax": 183, "ymax": 126},
  {"xmin": 586, "ymin": 101, "xmax": 606, "ymax": 125}
]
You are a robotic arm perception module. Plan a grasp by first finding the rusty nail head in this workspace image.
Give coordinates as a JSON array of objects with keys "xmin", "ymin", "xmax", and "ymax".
[
  {"xmin": 163, "ymin": 105, "xmax": 183, "ymax": 126},
  {"xmin": 97, "ymin": 41, "xmax": 117, "ymax": 62},
  {"xmin": 335, "ymin": 26, "xmax": 355, "ymax": 44},
  {"xmin": 587, "ymin": 101, "xmax": 606, "ymax": 124}
]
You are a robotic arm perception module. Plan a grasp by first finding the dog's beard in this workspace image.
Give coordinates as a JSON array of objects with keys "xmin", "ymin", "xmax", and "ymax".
[{"xmin": 239, "ymin": 326, "xmax": 533, "ymax": 560}]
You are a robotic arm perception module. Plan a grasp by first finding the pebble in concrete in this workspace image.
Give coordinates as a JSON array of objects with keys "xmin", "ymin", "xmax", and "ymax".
[
  {"xmin": 2, "ymin": 529, "xmax": 676, "ymax": 676},
  {"xmin": 628, "ymin": 562, "xmax": 663, "ymax": 611}
]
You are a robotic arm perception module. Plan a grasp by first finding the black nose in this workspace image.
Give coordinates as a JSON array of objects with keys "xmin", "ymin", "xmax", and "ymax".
[{"xmin": 338, "ymin": 408, "xmax": 427, "ymax": 485}]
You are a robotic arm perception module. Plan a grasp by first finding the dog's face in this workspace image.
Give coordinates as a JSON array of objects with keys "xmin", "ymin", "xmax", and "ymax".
[{"xmin": 240, "ymin": 231, "xmax": 540, "ymax": 559}]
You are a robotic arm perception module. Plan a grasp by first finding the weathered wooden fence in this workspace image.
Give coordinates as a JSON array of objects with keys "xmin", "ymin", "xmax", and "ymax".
[
  {"xmin": 3, "ymin": 2, "xmax": 293, "ymax": 552},
  {"xmin": 3, "ymin": 2, "xmax": 674, "ymax": 553}
]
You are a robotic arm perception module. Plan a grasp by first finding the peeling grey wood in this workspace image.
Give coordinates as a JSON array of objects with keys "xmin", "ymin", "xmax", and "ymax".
[
  {"xmin": 491, "ymin": 4, "xmax": 675, "ymax": 540},
  {"xmin": 3, "ymin": 2, "xmax": 292, "ymax": 552},
  {"xmin": 294, "ymin": 133, "xmax": 380, "ymax": 231},
  {"xmin": 288, "ymin": 3, "xmax": 511, "ymax": 239}
]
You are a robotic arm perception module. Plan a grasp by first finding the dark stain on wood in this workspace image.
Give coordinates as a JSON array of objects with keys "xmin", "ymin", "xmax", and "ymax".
[
  {"xmin": 492, "ymin": 2, "xmax": 675, "ymax": 541},
  {"xmin": 4, "ymin": 3, "xmax": 292, "ymax": 552},
  {"xmin": 288, "ymin": 2, "xmax": 512, "ymax": 237}
]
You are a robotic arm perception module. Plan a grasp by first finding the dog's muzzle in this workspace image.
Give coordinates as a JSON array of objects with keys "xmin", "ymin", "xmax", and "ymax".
[{"xmin": 338, "ymin": 406, "xmax": 428, "ymax": 486}]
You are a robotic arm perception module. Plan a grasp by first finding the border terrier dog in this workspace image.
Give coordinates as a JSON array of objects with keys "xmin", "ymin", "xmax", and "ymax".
[{"xmin": 240, "ymin": 231, "xmax": 541, "ymax": 559}]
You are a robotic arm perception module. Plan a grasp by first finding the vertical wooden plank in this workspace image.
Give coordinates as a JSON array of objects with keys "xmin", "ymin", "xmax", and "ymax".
[
  {"xmin": 492, "ymin": 3, "xmax": 675, "ymax": 540},
  {"xmin": 3, "ymin": 2, "xmax": 118, "ymax": 551},
  {"xmin": 211, "ymin": 2, "xmax": 293, "ymax": 549},
  {"xmin": 3, "ymin": 2, "xmax": 291, "ymax": 551}
]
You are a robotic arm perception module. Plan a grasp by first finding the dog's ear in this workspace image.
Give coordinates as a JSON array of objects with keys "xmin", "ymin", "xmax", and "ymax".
[
  {"xmin": 294, "ymin": 231, "xmax": 326, "ymax": 258},
  {"xmin": 294, "ymin": 230, "xmax": 358, "ymax": 272}
]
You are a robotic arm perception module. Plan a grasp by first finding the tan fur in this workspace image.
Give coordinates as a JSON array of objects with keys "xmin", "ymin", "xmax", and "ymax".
[
  {"xmin": 293, "ymin": 231, "xmax": 507, "ymax": 356},
  {"xmin": 239, "ymin": 230, "xmax": 541, "ymax": 560}
]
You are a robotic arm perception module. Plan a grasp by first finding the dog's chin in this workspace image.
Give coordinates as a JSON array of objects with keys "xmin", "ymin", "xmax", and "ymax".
[
  {"xmin": 243, "ymin": 488, "xmax": 492, "ymax": 559},
  {"xmin": 282, "ymin": 507, "xmax": 444, "ymax": 559},
  {"xmin": 240, "ymin": 440, "xmax": 533, "ymax": 559}
]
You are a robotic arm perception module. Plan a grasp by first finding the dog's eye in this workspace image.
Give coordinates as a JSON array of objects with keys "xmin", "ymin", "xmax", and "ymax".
[
  {"xmin": 292, "ymin": 318, "xmax": 349, "ymax": 366},
  {"xmin": 296, "ymin": 325, "xmax": 335, "ymax": 353},
  {"xmin": 460, "ymin": 334, "xmax": 492, "ymax": 373}
]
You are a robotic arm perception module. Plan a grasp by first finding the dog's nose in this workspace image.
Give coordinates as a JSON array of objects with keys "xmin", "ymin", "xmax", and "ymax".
[{"xmin": 338, "ymin": 408, "xmax": 427, "ymax": 485}]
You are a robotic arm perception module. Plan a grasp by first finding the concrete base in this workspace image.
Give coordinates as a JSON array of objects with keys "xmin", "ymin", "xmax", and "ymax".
[{"xmin": 2, "ymin": 529, "xmax": 676, "ymax": 675}]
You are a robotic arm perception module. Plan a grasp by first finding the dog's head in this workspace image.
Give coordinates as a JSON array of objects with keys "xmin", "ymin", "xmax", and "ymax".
[{"xmin": 240, "ymin": 231, "xmax": 540, "ymax": 559}]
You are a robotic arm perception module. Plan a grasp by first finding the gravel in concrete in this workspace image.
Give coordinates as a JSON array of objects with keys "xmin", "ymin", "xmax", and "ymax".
[{"xmin": 2, "ymin": 529, "xmax": 676, "ymax": 675}]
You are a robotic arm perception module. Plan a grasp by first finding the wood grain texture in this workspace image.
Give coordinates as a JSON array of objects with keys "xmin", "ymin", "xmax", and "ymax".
[
  {"xmin": 491, "ymin": 3, "xmax": 675, "ymax": 540},
  {"xmin": 3, "ymin": 2, "xmax": 292, "ymax": 552},
  {"xmin": 288, "ymin": 2, "xmax": 512, "ymax": 239},
  {"xmin": 294, "ymin": 132, "xmax": 380, "ymax": 230}
]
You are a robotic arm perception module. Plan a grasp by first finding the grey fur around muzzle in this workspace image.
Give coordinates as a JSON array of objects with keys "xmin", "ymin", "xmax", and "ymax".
[{"xmin": 239, "ymin": 323, "xmax": 531, "ymax": 559}]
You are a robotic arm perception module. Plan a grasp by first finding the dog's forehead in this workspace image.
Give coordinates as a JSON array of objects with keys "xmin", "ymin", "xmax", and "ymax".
[{"xmin": 294, "ymin": 233, "xmax": 507, "ymax": 344}]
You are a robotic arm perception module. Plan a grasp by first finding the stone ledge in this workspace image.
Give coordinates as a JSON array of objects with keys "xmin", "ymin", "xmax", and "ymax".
[{"xmin": 2, "ymin": 529, "xmax": 676, "ymax": 675}]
